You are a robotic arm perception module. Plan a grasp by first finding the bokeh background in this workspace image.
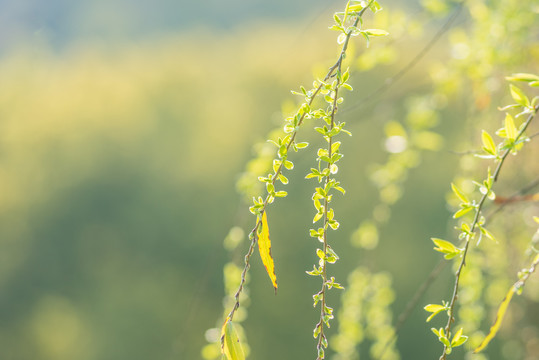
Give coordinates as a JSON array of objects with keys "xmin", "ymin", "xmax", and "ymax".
[{"xmin": 0, "ymin": 0, "xmax": 538, "ymax": 359}]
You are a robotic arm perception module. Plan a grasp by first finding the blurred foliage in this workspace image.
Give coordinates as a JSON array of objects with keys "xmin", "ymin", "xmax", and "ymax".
[{"xmin": 0, "ymin": 22, "xmax": 338, "ymax": 360}]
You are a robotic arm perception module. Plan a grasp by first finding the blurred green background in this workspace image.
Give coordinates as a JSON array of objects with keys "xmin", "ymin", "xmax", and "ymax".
[{"xmin": 0, "ymin": 1, "xmax": 538, "ymax": 359}]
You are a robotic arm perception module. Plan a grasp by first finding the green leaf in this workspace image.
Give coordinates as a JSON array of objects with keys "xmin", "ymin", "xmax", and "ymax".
[
  {"xmin": 306, "ymin": 265, "xmax": 322, "ymax": 276},
  {"xmin": 369, "ymin": 0, "xmax": 382, "ymax": 13},
  {"xmin": 451, "ymin": 328, "xmax": 468, "ymax": 348},
  {"xmin": 440, "ymin": 335, "xmax": 451, "ymax": 349},
  {"xmin": 328, "ymin": 220, "xmax": 340, "ymax": 230},
  {"xmin": 283, "ymin": 160, "xmax": 294, "ymax": 170},
  {"xmin": 278, "ymin": 174, "xmax": 289, "ymax": 185},
  {"xmin": 451, "ymin": 183, "xmax": 469, "ymax": 204},
  {"xmin": 347, "ymin": 3, "xmax": 365, "ymax": 12},
  {"xmin": 479, "ymin": 226, "xmax": 496, "ymax": 242},
  {"xmin": 424, "ymin": 304, "xmax": 447, "ymax": 322},
  {"xmin": 432, "ymin": 238, "xmax": 462, "ymax": 259},
  {"xmin": 221, "ymin": 319, "xmax": 246, "ymax": 360},
  {"xmin": 453, "ymin": 206, "xmax": 473, "ymax": 219},
  {"xmin": 504, "ymin": 113, "xmax": 517, "ymax": 141},
  {"xmin": 506, "ymin": 73, "xmax": 539, "ymax": 82},
  {"xmin": 333, "ymin": 13, "xmax": 342, "ymax": 26},
  {"xmin": 364, "ymin": 29, "xmax": 389, "ymax": 36},
  {"xmin": 481, "ymin": 130, "xmax": 497, "ymax": 155},
  {"xmin": 278, "ymin": 144, "xmax": 287, "ymax": 158},
  {"xmin": 313, "ymin": 322, "xmax": 322, "ymax": 337},
  {"xmin": 509, "ymin": 84, "xmax": 529, "ymax": 107}
]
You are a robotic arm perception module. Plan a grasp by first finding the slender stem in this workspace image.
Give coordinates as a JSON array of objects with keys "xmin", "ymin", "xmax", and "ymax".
[
  {"xmin": 376, "ymin": 259, "xmax": 447, "ymax": 359},
  {"xmin": 342, "ymin": 1, "xmax": 464, "ymax": 114},
  {"xmin": 439, "ymin": 106, "xmax": 538, "ymax": 359},
  {"xmin": 316, "ymin": 58, "xmax": 343, "ymax": 360}
]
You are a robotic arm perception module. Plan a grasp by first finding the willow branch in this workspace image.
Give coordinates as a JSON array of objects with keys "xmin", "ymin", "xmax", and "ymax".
[
  {"xmin": 227, "ymin": 1, "xmax": 373, "ymax": 324},
  {"xmin": 439, "ymin": 106, "xmax": 538, "ymax": 359}
]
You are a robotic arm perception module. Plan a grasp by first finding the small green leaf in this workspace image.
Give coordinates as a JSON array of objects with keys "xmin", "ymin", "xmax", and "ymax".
[
  {"xmin": 364, "ymin": 29, "xmax": 389, "ymax": 36},
  {"xmin": 504, "ymin": 113, "xmax": 517, "ymax": 141},
  {"xmin": 432, "ymin": 238, "xmax": 462, "ymax": 259},
  {"xmin": 509, "ymin": 84, "xmax": 529, "ymax": 107},
  {"xmin": 440, "ymin": 336, "xmax": 451, "ymax": 349},
  {"xmin": 424, "ymin": 304, "xmax": 445, "ymax": 312},
  {"xmin": 306, "ymin": 265, "xmax": 322, "ymax": 276},
  {"xmin": 453, "ymin": 206, "xmax": 473, "ymax": 219},
  {"xmin": 424, "ymin": 304, "xmax": 447, "ymax": 322},
  {"xmin": 313, "ymin": 322, "xmax": 322, "ymax": 337},
  {"xmin": 506, "ymin": 73, "xmax": 539, "ymax": 82},
  {"xmin": 333, "ymin": 13, "xmax": 342, "ymax": 26},
  {"xmin": 369, "ymin": 1, "xmax": 382, "ymax": 13},
  {"xmin": 278, "ymin": 174, "xmax": 289, "ymax": 184},
  {"xmin": 221, "ymin": 319, "xmax": 246, "ymax": 360},
  {"xmin": 481, "ymin": 130, "xmax": 497, "ymax": 155},
  {"xmin": 451, "ymin": 183, "xmax": 470, "ymax": 204},
  {"xmin": 451, "ymin": 328, "xmax": 468, "ymax": 348},
  {"xmin": 278, "ymin": 144, "xmax": 287, "ymax": 158},
  {"xmin": 283, "ymin": 160, "xmax": 294, "ymax": 170},
  {"xmin": 479, "ymin": 226, "xmax": 496, "ymax": 242},
  {"xmin": 328, "ymin": 220, "xmax": 340, "ymax": 230}
]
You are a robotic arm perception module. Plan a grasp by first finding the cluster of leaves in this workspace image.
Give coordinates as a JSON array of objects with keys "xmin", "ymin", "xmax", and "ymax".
[
  {"xmin": 425, "ymin": 75, "xmax": 538, "ymax": 358},
  {"xmin": 305, "ymin": 71, "xmax": 351, "ymax": 360},
  {"xmin": 220, "ymin": 1, "xmax": 389, "ymax": 359},
  {"xmin": 418, "ymin": 1, "xmax": 539, "ymax": 356}
]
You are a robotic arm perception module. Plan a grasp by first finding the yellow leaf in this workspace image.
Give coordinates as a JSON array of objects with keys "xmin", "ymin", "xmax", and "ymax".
[
  {"xmin": 221, "ymin": 318, "xmax": 245, "ymax": 360},
  {"xmin": 474, "ymin": 286, "xmax": 515, "ymax": 353},
  {"xmin": 259, "ymin": 211, "xmax": 278, "ymax": 291}
]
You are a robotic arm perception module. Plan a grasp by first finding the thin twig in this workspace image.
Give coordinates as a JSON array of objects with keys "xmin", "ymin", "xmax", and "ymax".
[
  {"xmin": 376, "ymin": 259, "xmax": 447, "ymax": 360},
  {"xmin": 447, "ymin": 149, "xmax": 480, "ymax": 156},
  {"xmin": 487, "ymin": 176, "xmax": 539, "ymax": 218},
  {"xmin": 342, "ymin": 1, "xmax": 465, "ymax": 114}
]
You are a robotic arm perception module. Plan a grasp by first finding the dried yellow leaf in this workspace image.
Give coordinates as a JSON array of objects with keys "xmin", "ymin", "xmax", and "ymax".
[{"xmin": 259, "ymin": 211, "xmax": 278, "ymax": 291}]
